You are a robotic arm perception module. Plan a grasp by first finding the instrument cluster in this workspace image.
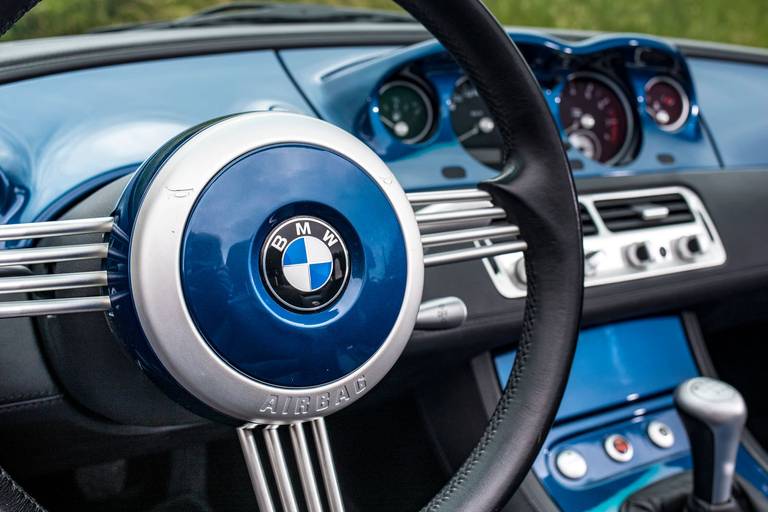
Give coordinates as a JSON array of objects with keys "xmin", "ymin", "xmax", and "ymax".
[{"xmin": 367, "ymin": 40, "xmax": 696, "ymax": 172}]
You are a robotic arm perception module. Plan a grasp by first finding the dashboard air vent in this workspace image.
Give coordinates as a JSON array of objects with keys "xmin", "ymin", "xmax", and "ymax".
[
  {"xmin": 594, "ymin": 193, "xmax": 694, "ymax": 232},
  {"xmin": 579, "ymin": 204, "xmax": 598, "ymax": 236}
]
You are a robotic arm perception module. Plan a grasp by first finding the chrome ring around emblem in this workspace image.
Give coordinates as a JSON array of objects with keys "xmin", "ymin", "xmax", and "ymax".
[{"xmin": 261, "ymin": 216, "xmax": 350, "ymax": 312}]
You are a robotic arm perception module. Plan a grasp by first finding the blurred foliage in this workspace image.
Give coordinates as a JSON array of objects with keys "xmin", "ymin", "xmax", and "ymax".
[{"xmin": 4, "ymin": 0, "xmax": 768, "ymax": 48}]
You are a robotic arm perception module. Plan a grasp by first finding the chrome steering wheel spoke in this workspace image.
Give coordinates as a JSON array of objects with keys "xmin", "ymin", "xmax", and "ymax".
[
  {"xmin": 407, "ymin": 188, "xmax": 527, "ymax": 268},
  {"xmin": 238, "ymin": 418, "xmax": 344, "ymax": 512}
]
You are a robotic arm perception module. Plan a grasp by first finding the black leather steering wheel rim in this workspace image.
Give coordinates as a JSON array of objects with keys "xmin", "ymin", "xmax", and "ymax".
[
  {"xmin": 0, "ymin": 1, "xmax": 583, "ymax": 511},
  {"xmin": 392, "ymin": 1, "xmax": 584, "ymax": 511}
]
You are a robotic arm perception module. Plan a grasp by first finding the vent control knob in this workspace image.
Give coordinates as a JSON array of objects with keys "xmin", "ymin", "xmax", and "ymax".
[
  {"xmin": 676, "ymin": 234, "xmax": 707, "ymax": 261},
  {"xmin": 626, "ymin": 242, "xmax": 654, "ymax": 268}
]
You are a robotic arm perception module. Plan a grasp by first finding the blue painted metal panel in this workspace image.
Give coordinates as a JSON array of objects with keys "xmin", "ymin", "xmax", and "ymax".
[
  {"xmin": 0, "ymin": 50, "xmax": 314, "ymax": 223},
  {"xmin": 495, "ymin": 316, "xmax": 699, "ymax": 421},
  {"xmin": 495, "ymin": 316, "xmax": 768, "ymax": 511},
  {"xmin": 688, "ymin": 58, "xmax": 768, "ymax": 168},
  {"xmin": 181, "ymin": 144, "xmax": 407, "ymax": 387}
]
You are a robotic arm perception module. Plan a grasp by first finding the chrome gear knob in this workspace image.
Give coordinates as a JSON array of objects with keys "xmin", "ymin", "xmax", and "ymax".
[{"xmin": 675, "ymin": 377, "xmax": 747, "ymax": 506}]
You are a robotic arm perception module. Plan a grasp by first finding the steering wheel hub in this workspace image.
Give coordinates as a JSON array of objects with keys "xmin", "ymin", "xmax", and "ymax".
[{"xmin": 107, "ymin": 112, "xmax": 423, "ymax": 422}]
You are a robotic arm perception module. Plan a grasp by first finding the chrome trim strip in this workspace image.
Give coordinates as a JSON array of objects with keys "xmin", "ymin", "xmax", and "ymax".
[
  {"xmin": 237, "ymin": 427, "xmax": 276, "ymax": 512},
  {"xmin": 421, "ymin": 225, "xmax": 519, "ymax": 248},
  {"xmin": 311, "ymin": 418, "xmax": 345, "ymax": 512},
  {"xmin": 264, "ymin": 426, "xmax": 300, "ymax": 512},
  {"xmin": 0, "ymin": 296, "xmax": 111, "ymax": 319},
  {"xmin": 0, "ymin": 243, "xmax": 108, "ymax": 266},
  {"xmin": 0, "ymin": 271, "xmax": 108, "ymax": 294},
  {"xmin": 289, "ymin": 422, "xmax": 324, "ymax": 512},
  {"xmin": 0, "ymin": 217, "xmax": 113, "ymax": 241},
  {"xmin": 424, "ymin": 240, "xmax": 527, "ymax": 267},
  {"xmin": 406, "ymin": 188, "xmax": 491, "ymax": 206},
  {"xmin": 481, "ymin": 186, "xmax": 727, "ymax": 299},
  {"xmin": 415, "ymin": 206, "xmax": 506, "ymax": 226}
]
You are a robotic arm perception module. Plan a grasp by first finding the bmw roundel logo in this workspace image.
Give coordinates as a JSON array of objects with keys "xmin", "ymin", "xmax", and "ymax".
[{"xmin": 261, "ymin": 216, "xmax": 349, "ymax": 312}]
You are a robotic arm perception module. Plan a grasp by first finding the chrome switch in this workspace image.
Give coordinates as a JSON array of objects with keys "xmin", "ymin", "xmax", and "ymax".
[
  {"xmin": 625, "ymin": 241, "xmax": 654, "ymax": 268},
  {"xmin": 676, "ymin": 234, "xmax": 708, "ymax": 261}
]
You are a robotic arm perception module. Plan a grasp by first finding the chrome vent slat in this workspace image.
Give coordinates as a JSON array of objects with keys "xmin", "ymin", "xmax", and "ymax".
[
  {"xmin": 0, "ymin": 296, "xmax": 111, "ymax": 319},
  {"xmin": 0, "ymin": 217, "xmax": 114, "ymax": 319},
  {"xmin": 421, "ymin": 225, "xmax": 519, "ymax": 248},
  {"xmin": 0, "ymin": 217, "xmax": 113, "ymax": 241},
  {"xmin": 0, "ymin": 271, "xmax": 108, "ymax": 294},
  {"xmin": 0, "ymin": 243, "xmax": 109, "ymax": 266}
]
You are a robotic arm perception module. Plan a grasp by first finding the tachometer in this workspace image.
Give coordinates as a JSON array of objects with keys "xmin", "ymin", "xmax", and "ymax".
[
  {"xmin": 558, "ymin": 73, "xmax": 633, "ymax": 165},
  {"xmin": 377, "ymin": 79, "xmax": 434, "ymax": 144},
  {"xmin": 449, "ymin": 76, "xmax": 504, "ymax": 169},
  {"xmin": 644, "ymin": 76, "xmax": 690, "ymax": 132}
]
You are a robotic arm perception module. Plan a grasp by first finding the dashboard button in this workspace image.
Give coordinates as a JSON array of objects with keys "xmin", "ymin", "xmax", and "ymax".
[
  {"xmin": 604, "ymin": 434, "xmax": 634, "ymax": 462},
  {"xmin": 555, "ymin": 449, "xmax": 588, "ymax": 480},
  {"xmin": 647, "ymin": 420, "xmax": 675, "ymax": 449}
]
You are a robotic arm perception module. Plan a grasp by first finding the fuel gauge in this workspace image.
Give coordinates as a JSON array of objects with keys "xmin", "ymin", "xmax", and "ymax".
[{"xmin": 644, "ymin": 77, "xmax": 690, "ymax": 132}]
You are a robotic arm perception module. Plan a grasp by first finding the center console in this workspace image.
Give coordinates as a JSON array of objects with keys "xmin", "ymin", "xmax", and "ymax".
[{"xmin": 494, "ymin": 316, "xmax": 768, "ymax": 512}]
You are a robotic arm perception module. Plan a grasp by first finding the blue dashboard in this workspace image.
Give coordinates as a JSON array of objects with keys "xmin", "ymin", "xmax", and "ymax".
[{"xmin": 0, "ymin": 31, "xmax": 767, "ymax": 228}]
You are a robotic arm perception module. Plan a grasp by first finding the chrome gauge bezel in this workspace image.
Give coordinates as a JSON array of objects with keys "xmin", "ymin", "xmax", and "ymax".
[
  {"xmin": 644, "ymin": 76, "xmax": 691, "ymax": 133},
  {"xmin": 559, "ymin": 71, "xmax": 637, "ymax": 167},
  {"xmin": 376, "ymin": 78, "xmax": 436, "ymax": 145}
]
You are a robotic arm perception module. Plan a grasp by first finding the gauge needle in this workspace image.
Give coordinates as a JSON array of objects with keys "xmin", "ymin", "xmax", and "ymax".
[
  {"xmin": 381, "ymin": 116, "xmax": 410, "ymax": 138},
  {"xmin": 458, "ymin": 116, "xmax": 495, "ymax": 142},
  {"xmin": 458, "ymin": 125, "xmax": 479, "ymax": 142}
]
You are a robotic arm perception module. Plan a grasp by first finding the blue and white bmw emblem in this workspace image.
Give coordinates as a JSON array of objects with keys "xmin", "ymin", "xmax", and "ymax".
[{"xmin": 261, "ymin": 216, "xmax": 349, "ymax": 312}]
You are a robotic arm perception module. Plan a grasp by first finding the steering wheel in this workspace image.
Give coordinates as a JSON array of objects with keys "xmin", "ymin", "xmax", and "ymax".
[{"xmin": 0, "ymin": 1, "xmax": 583, "ymax": 511}]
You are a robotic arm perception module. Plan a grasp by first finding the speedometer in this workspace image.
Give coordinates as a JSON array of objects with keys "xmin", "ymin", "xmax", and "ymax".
[
  {"xmin": 449, "ymin": 76, "xmax": 504, "ymax": 169},
  {"xmin": 558, "ymin": 73, "xmax": 634, "ymax": 165}
]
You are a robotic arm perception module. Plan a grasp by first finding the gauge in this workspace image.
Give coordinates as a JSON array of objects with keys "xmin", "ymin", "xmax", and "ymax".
[
  {"xmin": 644, "ymin": 77, "xmax": 690, "ymax": 132},
  {"xmin": 377, "ymin": 79, "xmax": 434, "ymax": 144},
  {"xmin": 449, "ymin": 76, "xmax": 504, "ymax": 169},
  {"xmin": 558, "ymin": 73, "xmax": 634, "ymax": 165}
]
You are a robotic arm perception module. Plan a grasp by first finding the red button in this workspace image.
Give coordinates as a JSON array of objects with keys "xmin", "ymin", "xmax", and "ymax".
[
  {"xmin": 604, "ymin": 434, "xmax": 634, "ymax": 462},
  {"xmin": 613, "ymin": 436, "xmax": 630, "ymax": 454}
]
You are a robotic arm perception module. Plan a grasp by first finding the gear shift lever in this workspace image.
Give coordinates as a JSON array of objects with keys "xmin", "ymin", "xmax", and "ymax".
[{"xmin": 675, "ymin": 377, "xmax": 747, "ymax": 507}]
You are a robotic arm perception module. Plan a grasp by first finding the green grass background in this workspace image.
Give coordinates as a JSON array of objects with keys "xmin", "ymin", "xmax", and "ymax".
[{"xmin": 4, "ymin": 0, "xmax": 767, "ymax": 48}]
